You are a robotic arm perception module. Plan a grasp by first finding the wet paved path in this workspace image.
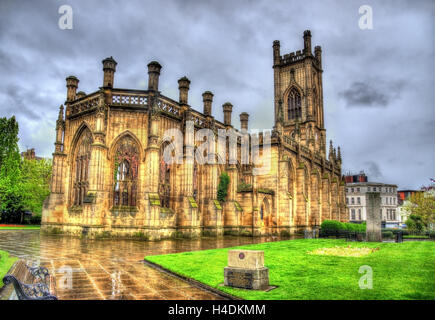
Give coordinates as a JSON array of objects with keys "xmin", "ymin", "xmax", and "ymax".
[{"xmin": 0, "ymin": 230, "xmax": 279, "ymax": 300}]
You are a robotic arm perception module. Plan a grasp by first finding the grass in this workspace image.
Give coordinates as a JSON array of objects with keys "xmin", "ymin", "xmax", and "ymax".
[
  {"xmin": 0, "ymin": 225, "xmax": 40, "ymax": 230},
  {"xmin": 404, "ymin": 235, "xmax": 429, "ymax": 239},
  {"xmin": 145, "ymin": 239, "xmax": 435, "ymax": 300},
  {"xmin": 0, "ymin": 250, "xmax": 17, "ymax": 288}
]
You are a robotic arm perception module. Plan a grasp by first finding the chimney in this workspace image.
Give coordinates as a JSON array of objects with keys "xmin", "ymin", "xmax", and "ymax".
[
  {"xmin": 66, "ymin": 76, "xmax": 79, "ymax": 101},
  {"xmin": 147, "ymin": 61, "xmax": 162, "ymax": 91},
  {"xmin": 222, "ymin": 102, "xmax": 233, "ymax": 126},
  {"xmin": 303, "ymin": 30, "xmax": 312, "ymax": 55},
  {"xmin": 202, "ymin": 91, "xmax": 213, "ymax": 116},
  {"xmin": 239, "ymin": 112, "xmax": 249, "ymax": 131},
  {"xmin": 102, "ymin": 56, "xmax": 117, "ymax": 88},
  {"xmin": 314, "ymin": 45, "xmax": 322, "ymax": 68},
  {"xmin": 273, "ymin": 40, "xmax": 280, "ymax": 66},
  {"xmin": 178, "ymin": 76, "xmax": 190, "ymax": 105}
]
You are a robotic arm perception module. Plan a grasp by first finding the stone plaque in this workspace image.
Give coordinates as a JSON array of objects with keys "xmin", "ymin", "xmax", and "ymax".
[
  {"xmin": 226, "ymin": 270, "xmax": 253, "ymax": 289},
  {"xmin": 228, "ymin": 250, "xmax": 264, "ymax": 269},
  {"xmin": 224, "ymin": 250, "xmax": 269, "ymax": 290}
]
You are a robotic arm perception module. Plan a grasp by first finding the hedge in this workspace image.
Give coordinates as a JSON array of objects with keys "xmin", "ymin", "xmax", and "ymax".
[
  {"xmin": 382, "ymin": 231, "xmax": 394, "ymax": 239},
  {"xmin": 321, "ymin": 220, "xmax": 366, "ymax": 233}
]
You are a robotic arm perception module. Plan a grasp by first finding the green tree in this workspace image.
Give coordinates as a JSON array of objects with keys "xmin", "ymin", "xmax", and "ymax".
[
  {"xmin": 403, "ymin": 179, "xmax": 435, "ymax": 229},
  {"xmin": 0, "ymin": 116, "xmax": 23, "ymax": 223},
  {"xmin": 405, "ymin": 214, "xmax": 425, "ymax": 233},
  {"xmin": 20, "ymin": 157, "xmax": 52, "ymax": 216}
]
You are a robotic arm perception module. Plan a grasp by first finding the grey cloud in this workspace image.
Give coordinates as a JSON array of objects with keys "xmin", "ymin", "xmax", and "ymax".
[
  {"xmin": 364, "ymin": 161, "xmax": 383, "ymax": 180},
  {"xmin": 2, "ymin": 85, "xmax": 44, "ymax": 120},
  {"xmin": 0, "ymin": 0, "xmax": 434, "ymax": 190},
  {"xmin": 339, "ymin": 80, "xmax": 405, "ymax": 107}
]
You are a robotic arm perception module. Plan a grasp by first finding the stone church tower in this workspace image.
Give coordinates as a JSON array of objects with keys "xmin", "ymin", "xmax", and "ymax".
[
  {"xmin": 273, "ymin": 30, "xmax": 326, "ymax": 154},
  {"xmin": 42, "ymin": 30, "xmax": 347, "ymax": 239}
]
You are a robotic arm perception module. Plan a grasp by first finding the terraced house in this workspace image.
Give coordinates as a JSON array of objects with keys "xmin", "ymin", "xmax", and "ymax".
[{"xmin": 42, "ymin": 30, "xmax": 347, "ymax": 239}]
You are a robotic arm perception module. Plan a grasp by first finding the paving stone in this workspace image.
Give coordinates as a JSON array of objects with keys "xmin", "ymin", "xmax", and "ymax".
[{"xmin": 0, "ymin": 230, "xmax": 269, "ymax": 300}]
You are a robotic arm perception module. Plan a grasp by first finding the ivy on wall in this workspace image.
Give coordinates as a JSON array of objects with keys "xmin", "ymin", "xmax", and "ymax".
[{"xmin": 217, "ymin": 172, "xmax": 230, "ymax": 203}]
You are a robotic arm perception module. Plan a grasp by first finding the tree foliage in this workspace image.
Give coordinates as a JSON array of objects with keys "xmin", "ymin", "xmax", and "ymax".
[
  {"xmin": 20, "ymin": 158, "xmax": 52, "ymax": 215},
  {"xmin": 403, "ymin": 179, "xmax": 435, "ymax": 230},
  {"xmin": 0, "ymin": 116, "xmax": 23, "ymax": 223},
  {"xmin": 405, "ymin": 214, "xmax": 426, "ymax": 233},
  {"xmin": 0, "ymin": 116, "xmax": 52, "ymax": 224}
]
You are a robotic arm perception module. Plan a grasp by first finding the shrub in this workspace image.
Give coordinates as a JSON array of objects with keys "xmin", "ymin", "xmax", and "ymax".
[
  {"xmin": 382, "ymin": 231, "xmax": 394, "ymax": 239},
  {"xmin": 382, "ymin": 228, "xmax": 407, "ymax": 235},
  {"xmin": 343, "ymin": 222, "xmax": 365, "ymax": 232},
  {"xmin": 321, "ymin": 220, "xmax": 344, "ymax": 232},
  {"xmin": 321, "ymin": 220, "xmax": 365, "ymax": 234},
  {"xmin": 405, "ymin": 214, "xmax": 426, "ymax": 233},
  {"xmin": 29, "ymin": 213, "xmax": 42, "ymax": 225},
  {"xmin": 430, "ymin": 231, "xmax": 435, "ymax": 239},
  {"xmin": 280, "ymin": 230, "xmax": 291, "ymax": 237}
]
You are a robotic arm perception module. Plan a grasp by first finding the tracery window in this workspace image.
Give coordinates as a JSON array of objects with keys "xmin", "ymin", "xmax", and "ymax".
[
  {"xmin": 73, "ymin": 129, "xmax": 92, "ymax": 206},
  {"xmin": 288, "ymin": 88, "xmax": 302, "ymax": 120},
  {"xmin": 113, "ymin": 137, "xmax": 139, "ymax": 207}
]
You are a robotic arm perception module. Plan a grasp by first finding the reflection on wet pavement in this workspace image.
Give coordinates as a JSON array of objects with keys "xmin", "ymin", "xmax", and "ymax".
[{"xmin": 0, "ymin": 230, "xmax": 283, "ymax": 300}]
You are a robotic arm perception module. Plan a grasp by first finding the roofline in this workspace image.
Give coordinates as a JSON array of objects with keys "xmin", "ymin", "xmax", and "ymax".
[{"xmin": 345, "ymin": 182, "xmax": 398, "ymax": 187}]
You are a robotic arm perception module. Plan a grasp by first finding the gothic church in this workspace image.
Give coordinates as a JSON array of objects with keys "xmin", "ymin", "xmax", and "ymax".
[{"xmin": 42, "ymin": 30, "xmax": 347, "ymax": 239}]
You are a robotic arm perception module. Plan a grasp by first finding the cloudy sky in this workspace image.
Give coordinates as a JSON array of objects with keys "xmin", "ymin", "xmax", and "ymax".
[{"xmin": 0, "ymin": 0, "xmax": 433, "ymax": 189}]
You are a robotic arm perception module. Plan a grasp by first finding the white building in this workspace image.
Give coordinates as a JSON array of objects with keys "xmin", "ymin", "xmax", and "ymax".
[{"xmin": 346, "ymin": 182, "xmax": 399, "ymax": 228}]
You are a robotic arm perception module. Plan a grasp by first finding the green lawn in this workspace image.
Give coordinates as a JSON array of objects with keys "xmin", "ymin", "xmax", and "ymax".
[
  {"xmin": 0, "ymin": 250, "xmax": 17, "ymax": 288},
  {"xmin": 145, "ymin": 239, "xmax": 435, "ymax": 300},
  {"xmin": 0, "ymin": 225, "xmax": 40, "ymax": 230}
]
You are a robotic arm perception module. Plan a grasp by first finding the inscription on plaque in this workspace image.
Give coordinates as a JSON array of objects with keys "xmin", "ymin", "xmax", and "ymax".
[{"xmin": 227, "ymin": 270, "xmax": 253, "ymax": 289}]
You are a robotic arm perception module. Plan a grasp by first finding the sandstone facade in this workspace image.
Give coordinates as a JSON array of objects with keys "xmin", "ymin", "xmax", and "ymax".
[{"xmin": 42, "ymin": 30, "xmax": 347, "ymax": 239}]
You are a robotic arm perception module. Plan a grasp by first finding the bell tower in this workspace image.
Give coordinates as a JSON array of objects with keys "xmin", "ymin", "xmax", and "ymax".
[{"xmin": 273, "ymin": 30, "xmax": 326, "ymax": 155}]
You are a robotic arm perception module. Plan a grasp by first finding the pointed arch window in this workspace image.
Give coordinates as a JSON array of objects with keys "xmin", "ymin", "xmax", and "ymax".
[
  {"xmin": 113, "ymin": 137, "xmax": 139, "ymax": 207},
  {"xmin": 159, "ymin": 144, "xmax": 171, "ymax": 208},
  {"xmin": 288, "ymin": 88, "xmax": 302, "ymax": 120},
  {"xmin": 73, "ymin": 129, "xmax": 92, "ymax": 206}
]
